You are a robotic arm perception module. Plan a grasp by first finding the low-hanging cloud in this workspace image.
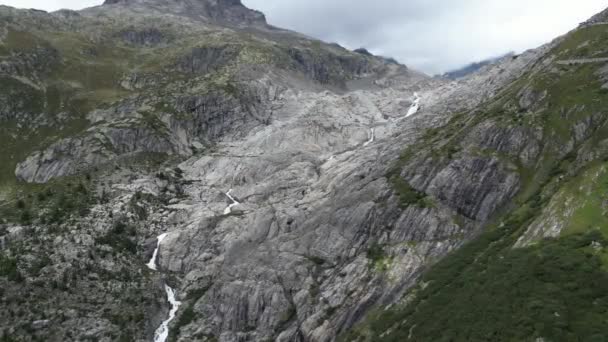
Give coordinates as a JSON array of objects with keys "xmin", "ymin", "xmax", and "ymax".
[
  {"xmin": 243, "ymin": 0, "xmax": 607, "ymax": 74},
  {"xmin": 1, "ymin": 0, "xmax": 606, "ymax": 74}
]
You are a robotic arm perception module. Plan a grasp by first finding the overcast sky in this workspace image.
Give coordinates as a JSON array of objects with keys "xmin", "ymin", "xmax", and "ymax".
[{"xmin": 1, "ymin": 0, "xmax": 606, "ymax": 74}]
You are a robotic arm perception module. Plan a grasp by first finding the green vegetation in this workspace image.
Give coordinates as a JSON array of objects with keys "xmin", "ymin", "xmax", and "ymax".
[
  {"xmin": 388, "ymin": 175, "xmax": 431, "ymax": 208},
  {"xmin": 554, "ymin": 24, "xmax": 608, "ymax": 59},
  {"xmin": 174, "ymin": 305, "xmax": 196, "ymax": 330},
  {"xmin": 384, "ymin": 112, "xmax": 472, "ymax": 211},
  {"xmin": 0, "ymin": 25, "xmax": 146, "ymax": 187},
  {"xmin": 186, "ymin": 286, "xmax": 211, "ymax": 301},
  {"xmin": 386, "ymin": 24, "xmax": 608, "ymax": 215},
  {"xmin": 0, "ymin": 12, "xmax": 372, "ymax": 191},
  {"xmin": 306, "ymin": 255, "xmax": 327, "ymax": 266},
  {"xmin": 366, "ymin": 243, "xmax": 387, "ymax": 263},
  {"xmin": 169, "ymin": 298, "xmax": 200, "ymax": 341},
  {"xmin": 102, "ymin": 300, "xmax": 146, "ymax": 342},
  {"xmin": 356, "ymin": 23, "xmax": 608, "ymax": 342},
  {"xmin": 0, "ymin": 177, "xmax": 95, "ymax": 225},
  {"xmin": 366, "ymin": 243, "xmax": 392, "ymax": 272},
  {"xmin": 96, "ymin": 219, "xmax": 138, "ymax": 255},
  {"xmin": 2, "ymin": 29, "xmax": 48, "ymax": 53},
  {"xmin": 344, "ymin": 231, "xmax": 608, "ymax": 342},
  {"xmin": 0, "ymin": 254, "xmax": 21, "ymax": 281},
  {"xmin": 531, "ymin": 161, "xmax": 608, "ymax": 240},
  {"xmin": 0, "ymin": 28, "xmax": 134, "ymax": 188}
]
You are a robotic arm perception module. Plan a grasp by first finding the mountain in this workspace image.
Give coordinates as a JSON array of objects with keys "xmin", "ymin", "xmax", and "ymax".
[
  {"xmin": 100, "ymin": 0, "xmax": 267, "ymax": 25},
  {"xmin": 345, "ymin": 13, "xmax": 608, "ymax": 342},
  {"xmin": 0, "ymin": 1, "xmax": 607, "ymax": 342},
  {"xmin": 442, "ymin": 52, "xmax": 516, "ymax": 79}
]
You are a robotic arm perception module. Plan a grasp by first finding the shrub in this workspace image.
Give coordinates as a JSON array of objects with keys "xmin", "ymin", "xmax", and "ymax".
[
  {"xmin": 366, "ymin": 243, "xmax": 386, "ymax": 263},
  {"xmin": 15, "ymin": 200, "xmax": 25, "ymax": 210},
  {"xmin": 174, "ymin": 167, "xmax": 184, "ymax": 178},
  {"xmin": 19, "ymin": 210, "xmax": 31, "ymax": 225},
  {"xmin": 36, "ymin": 192, "xmax": 46, "ymax": 202},
  {"xmin": 390, "ymin": 176, "xmax": 429, "ymax": 208},
  {"xmin": 307, "ymin": 256, "xmax": 326, "ymax": 266},
  {"xmin": 96, "ymin": 220, "xmax": 137, "ymax": 254},
  {"xmin": 0, "ymin": 255, "xmax": 21, "ymax": 282},
  {"xmin": 169, "ymin": 304, "xmax": 197, "ymax": 340}
]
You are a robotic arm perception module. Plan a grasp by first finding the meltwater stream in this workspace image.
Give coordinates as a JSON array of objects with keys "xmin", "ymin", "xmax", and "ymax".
[
  {"xmin": 406, "ymin": 92, "xmax": 421, "ymax": 117},
  {"xmin": 146, "ymin": 233, "xmax": 168, "ymax": 271},
  {"xmin": 153, "ymin": 285, "xmax": 182, "ymax": 342},
  {"xmin": 147, "ymin": 233, "xmax": 181, "ymax": 342},
  {"xmin": 223, "ymin": 189, "xmax": 240, "ymax": 215},
  {"xmin": 363, "ymin": 128, "xmax": 375, "ymax": 147}
]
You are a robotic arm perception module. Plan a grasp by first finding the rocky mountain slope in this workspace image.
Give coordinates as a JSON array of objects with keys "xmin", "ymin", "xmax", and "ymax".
[
  {"xmin": 344, "ymin": 13, "xmax": 608, "ymax": 342},
  {"xmin": 442, "ymin": 52, "xmax": 516, "ymax": 79},
  {"xmin": 1, "ymin": 1, "xmax": 607, "ymax": 341}
]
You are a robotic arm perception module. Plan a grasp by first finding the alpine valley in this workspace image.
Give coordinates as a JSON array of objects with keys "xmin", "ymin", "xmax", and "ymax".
[{"xmin": 1, "ymin": 1, "xmax": 608, "ymax": 341}]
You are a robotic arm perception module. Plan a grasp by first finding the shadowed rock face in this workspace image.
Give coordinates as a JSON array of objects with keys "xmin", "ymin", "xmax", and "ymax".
[{"xmin": 116, "ymin": 28, "xmax": 169, "ymax": 46}]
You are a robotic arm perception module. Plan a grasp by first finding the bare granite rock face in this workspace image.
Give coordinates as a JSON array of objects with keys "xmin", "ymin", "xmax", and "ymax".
[
  {"xmin": 14, "ymin": 77, "xmax": 282, "ymax": 182},
  {"xmin": 464, "ymin": 120, "xmax": 542, "ymax": 167}
]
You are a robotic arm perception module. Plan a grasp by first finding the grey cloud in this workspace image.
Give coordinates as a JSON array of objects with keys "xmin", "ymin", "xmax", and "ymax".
[{"xmin": 244, "ymin": 0, "xmax": 608, "ymax": 74}]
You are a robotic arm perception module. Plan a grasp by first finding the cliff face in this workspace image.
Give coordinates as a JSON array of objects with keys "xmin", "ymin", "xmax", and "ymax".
[{"xmin": 1, "ymin": 2, "xmax": 607, "ymax": 342}]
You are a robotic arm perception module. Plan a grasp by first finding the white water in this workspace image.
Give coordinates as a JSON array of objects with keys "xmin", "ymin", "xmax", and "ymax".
[
  {"xmin": 146, "ymin": 233, "xmax": 168, "ymax": 271},
  {"xmin": 153, "ymin": 284, "xmax": 182, "ymax": 342},
  {"xmin": 147, "ymin": 233, "xmax": 182, "ymax": 342},
  {"xmin": 223, "ymin": 189, "xmax": 240, "ymax": 215},
  {"xmin": 363, "ymin": 128, "xmax": 375, "ymax": 147},
  {"xmin": 406, "ymin": 92, "xmax": 421, "ymax": 117}
]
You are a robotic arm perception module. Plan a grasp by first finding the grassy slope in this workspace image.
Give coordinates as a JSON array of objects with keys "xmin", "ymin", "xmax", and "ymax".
[
  {"xmin": 0, "ymin": 26, "xmax": 209, "ymax": 189},
  {"xmin": 343, "ymin": 24, "xmax": 608, "ymax": 342},
  {"xmin": 0, "ymin": 28, "xmax": 131, "ymax": 188}
]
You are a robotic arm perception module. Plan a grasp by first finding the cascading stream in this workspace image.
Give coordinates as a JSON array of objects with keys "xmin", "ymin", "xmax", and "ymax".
[
  {"xmin": 147, "ymin": 233, "xmax": 181, "ymax": 342},
  {"xmin": 153, "ymin": 285, "xmax": 182, "ymax": 342},
  {"xmin": 406, "ymin": 92, "xmax": 421, "ymax": 116},
  {"xmin": 363, "ymin": 128, "xmax": 375, "ymax": 147},
  {"xmin": 224, "ymin": 189, "xmax": 240, "ymax": 215},
  {"xmin": 146, "ymin": 233, "xmax": 168, "ymax": 271}
]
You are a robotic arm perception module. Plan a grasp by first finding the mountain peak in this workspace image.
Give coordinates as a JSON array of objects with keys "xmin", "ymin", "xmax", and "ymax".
[{"xmin": 101, "ymin": 0, "xmax": 266, "ymax": 25}]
